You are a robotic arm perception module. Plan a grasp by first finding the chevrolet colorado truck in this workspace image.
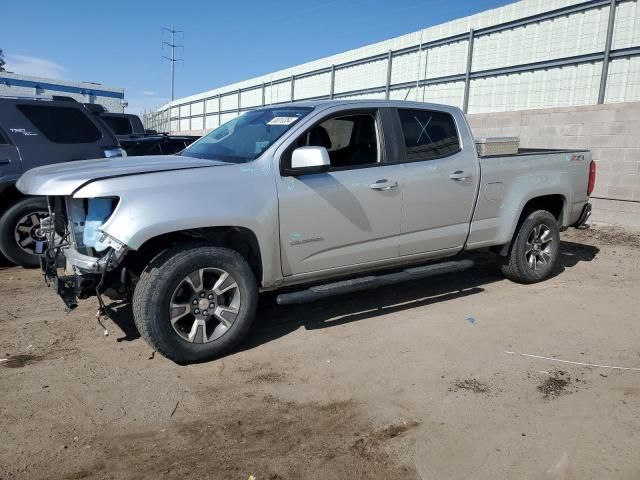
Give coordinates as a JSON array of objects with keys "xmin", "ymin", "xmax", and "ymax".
[{"xmin": 17, "ymin": 100, "xmax": 595, "ymax": 363}]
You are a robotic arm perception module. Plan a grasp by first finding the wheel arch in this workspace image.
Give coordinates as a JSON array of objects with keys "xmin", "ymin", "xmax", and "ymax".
[
  {"xmin": 518, "ymin": 194, "xmax": 566, "ymax": 225},
  {"xmin": 127, "ymin": 226, "xmax": 264, "ymax": 286},
  {"xmin": 496, "ymin": 193, "xmax": 566, "ymax": 257}
]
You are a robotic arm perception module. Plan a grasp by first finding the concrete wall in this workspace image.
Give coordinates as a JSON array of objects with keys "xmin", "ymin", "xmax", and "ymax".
[
  {"xmin": 0, "ymin": 72, "xmax": 125, "ymax": 112},
  {"xmin": 467, "ymin": 101, "xmax": 640, "ymax": 229}
]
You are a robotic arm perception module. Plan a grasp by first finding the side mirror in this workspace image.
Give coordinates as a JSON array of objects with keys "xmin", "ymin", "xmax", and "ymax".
[{"xmin": 289, "ymin": 146, "xmax": 330, "ymax": 175}]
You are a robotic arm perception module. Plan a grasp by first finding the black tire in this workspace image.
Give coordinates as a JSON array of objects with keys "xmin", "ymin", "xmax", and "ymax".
[
  {"xmin": 0, "ymin": 197, "xmax": 49, "ymax": 268},
  {"xmin": 132, "ymin": 244, "xmax": 259, "ymax": 363},
  {"xmin": 500, "ymin": 210, "xmax": 560, "ymax": 284}
]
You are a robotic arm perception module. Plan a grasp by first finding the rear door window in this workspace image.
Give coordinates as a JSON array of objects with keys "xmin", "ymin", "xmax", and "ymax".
[
  {"xmin": 398, "ymin": 109, "xmax": 460, "ymax": 161},
  {"xmin": 17, "ymin": 105, "xmax": 102, "ymax": 144}
]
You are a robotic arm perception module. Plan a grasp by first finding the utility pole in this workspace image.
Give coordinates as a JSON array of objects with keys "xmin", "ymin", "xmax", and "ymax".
[{"xmin": 162, "ymin": 24, "xmax": 184, "ymax": 101}]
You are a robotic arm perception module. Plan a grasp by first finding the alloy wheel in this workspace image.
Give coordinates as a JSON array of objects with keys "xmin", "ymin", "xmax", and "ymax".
[
  {"xmin": 13, "ymin": 211, "xmax": 50, "ymax": 255},
  {"xmin": 169, "ymin": 268, "xmax": 241, "ymax": 343},
  {"xmin": 525, "ymin": 224, "xmax": 554, "ymax": 271}
]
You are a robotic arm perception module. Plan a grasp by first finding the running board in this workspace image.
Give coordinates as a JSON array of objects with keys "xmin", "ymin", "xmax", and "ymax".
[{"xmin": 276, "ymin": 259, "xmax": 474, "ymax": 305}]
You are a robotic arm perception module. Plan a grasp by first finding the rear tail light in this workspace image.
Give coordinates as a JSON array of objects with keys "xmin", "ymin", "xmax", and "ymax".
[{"xmin": 587, "ymin": 160, "xmax": 596, "ymax": 196}]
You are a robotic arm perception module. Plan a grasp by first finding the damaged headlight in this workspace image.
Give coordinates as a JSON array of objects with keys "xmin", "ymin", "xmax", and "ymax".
[{"xmin": 66, "ymin": 197, "xmax": 120, "ymax": 256}]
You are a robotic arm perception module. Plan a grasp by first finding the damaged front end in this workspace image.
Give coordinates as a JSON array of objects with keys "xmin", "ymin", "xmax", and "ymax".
[{"xmin": 41, "ymin": 196, "xmax": 129, "ymax": 311}]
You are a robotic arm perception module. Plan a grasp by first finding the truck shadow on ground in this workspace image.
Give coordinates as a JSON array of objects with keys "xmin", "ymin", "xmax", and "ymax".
[
  {"xmin": 105, "ymin": 241, "xmax": 599, "ymax": 347},
  {"xmin": 243, "ymin": 240, "xmax": 599, "ymax": 351}
]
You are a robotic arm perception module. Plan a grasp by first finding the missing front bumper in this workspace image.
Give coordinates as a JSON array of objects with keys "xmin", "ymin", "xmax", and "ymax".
[
  {"xmin": 40, "ymin": 246, "xmax": 120, "ymax": 311},
  {"xmin": 53, "ymin": 274, "xmax": 100, "ymax": 310}
]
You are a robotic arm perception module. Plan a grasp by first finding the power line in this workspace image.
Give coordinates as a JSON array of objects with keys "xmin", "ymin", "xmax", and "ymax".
[{"xmin": 162, "ymin": 25, "xmax": 184, "ymax": 102}]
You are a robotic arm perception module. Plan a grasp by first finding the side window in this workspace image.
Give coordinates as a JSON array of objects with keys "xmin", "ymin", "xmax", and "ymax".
[
  {"xmin": 296, "ymin": 113, "xmax": 379, "ymax": 168},
  {"xmin": 398, "ymin": 109, "xmax": 460, "ymax": 161},
  {"xmin": 102, "ymin": 115, "xmax": 133, "ymax": 136},
  {"xmin": 323, "ymin": 119, "xmax": 354, "ymax": 152},
  {"xmin": 17, "ymin": 105, "xmax": 102, "ymax": 144}
]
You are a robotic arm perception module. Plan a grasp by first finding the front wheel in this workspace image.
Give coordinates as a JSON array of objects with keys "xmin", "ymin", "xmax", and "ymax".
[
  {"xmin": 0, "ymin": 197, "xmax": 50, "ymax": 268},
  {"xmin": 500, "ymin": 210, "xmax": 560, "ymax": 284},
  {"xmin": 132, "ymin": 245, "xmax": 259, "ymax": 363}
]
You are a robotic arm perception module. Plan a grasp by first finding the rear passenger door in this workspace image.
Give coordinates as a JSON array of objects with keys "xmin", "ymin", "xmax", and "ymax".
[{"xmin": 395, "ymin": 108, "xmax": 479, "ymax": 256}]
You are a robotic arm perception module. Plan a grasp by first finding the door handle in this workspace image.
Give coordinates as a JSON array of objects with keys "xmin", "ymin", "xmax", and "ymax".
[
  {"xmin": 370, "ymin": 179, "xmax": 398, "ymax": 191},
  {"xmin": 449, "ymin": 170, "xmax": 470, "ymax": 181},
  {"xmin": 0, "ymin": 158, "xmax": 10, "ymax": 165}
]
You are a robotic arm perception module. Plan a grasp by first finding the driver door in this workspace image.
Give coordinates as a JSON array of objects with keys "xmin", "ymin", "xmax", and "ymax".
[{"xmin": 275, "ymin": 108, "xmax": 403, "ymax": 276}]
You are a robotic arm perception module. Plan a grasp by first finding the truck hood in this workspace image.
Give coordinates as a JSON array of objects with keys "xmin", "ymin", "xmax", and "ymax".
[{"xmin": 16, "ymin": 155, "xmax": 225, "ymax": 196}]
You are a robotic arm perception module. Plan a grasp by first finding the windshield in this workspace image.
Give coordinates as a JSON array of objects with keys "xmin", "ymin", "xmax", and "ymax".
[{"xmin": 181, "ymin": 107, "xmax": 313, "ymax": 163}]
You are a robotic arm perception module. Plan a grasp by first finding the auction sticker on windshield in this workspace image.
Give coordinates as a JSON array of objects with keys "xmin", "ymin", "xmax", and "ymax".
[{"xmin": 267, "ymin": 117, "xmax": 300, "ymax": 126}]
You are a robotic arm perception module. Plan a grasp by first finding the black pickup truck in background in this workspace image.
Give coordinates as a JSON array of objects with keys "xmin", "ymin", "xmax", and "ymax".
[
  {"xmin": 85, "ymin": 104, "xmax": 199, "ymax": 156},
  {"xmin": 0, "ymin": 95, "xmax": 201, "ymax": 268}
]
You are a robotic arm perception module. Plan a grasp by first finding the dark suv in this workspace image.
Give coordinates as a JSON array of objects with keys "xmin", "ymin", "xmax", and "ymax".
[{"xmin": 0, "ymin": 96, "xmax": 123, "ymax": 267}]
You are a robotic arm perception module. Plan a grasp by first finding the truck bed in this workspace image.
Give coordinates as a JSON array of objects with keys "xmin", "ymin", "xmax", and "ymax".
[{"xmin": 467, "ymin": 148, "xmax": 592, "ymax": 250}]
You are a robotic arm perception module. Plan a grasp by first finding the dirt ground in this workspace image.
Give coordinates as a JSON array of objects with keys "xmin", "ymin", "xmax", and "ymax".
[{"xmin": 1, "ymin": 225, "xmax": 640, "ymax": 480}]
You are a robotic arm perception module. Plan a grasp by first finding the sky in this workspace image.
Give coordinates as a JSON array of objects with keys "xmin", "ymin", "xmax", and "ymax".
[{"xmin": 1, "ymin": 0, "xmax": 514, "ymax": 114}]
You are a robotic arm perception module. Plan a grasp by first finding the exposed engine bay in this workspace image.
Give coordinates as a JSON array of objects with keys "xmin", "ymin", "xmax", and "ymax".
[{"xmin": 40, "ymin": 196, "xmax": 130, "ymax": 313}]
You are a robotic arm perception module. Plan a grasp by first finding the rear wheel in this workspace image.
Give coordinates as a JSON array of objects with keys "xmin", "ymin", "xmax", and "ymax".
[
  {"xmin": 0, "ymin": 197, "xmax": 50, "ymax": 268},
  {"xmin": 132, "ymin": 245, "xmax": 258, "ymax": 363},
  {"xmin": 500, "ymin": 210, "xmax": 560, "ymax": 284}
]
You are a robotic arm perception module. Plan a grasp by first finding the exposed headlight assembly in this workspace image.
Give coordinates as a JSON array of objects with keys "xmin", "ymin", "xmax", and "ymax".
[{"xmin": 66, "ymin": 197, "xmax": 121, "ymax": 255}]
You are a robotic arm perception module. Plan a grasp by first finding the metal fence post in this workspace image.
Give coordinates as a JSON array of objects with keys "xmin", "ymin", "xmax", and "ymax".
[
  {"xmin": 237, "ymin": 89, "xmax": 241, "ymax": 114},
  {"xmin": 330, "ymin": 65, "xmax": 335, "ymax": 100},
  {"xmin": 203, "ymin": 98, "xmax": 207, "ymax": 130},
  {"xmin": 598, "ymin": 0, "xmax": 617, "ymax": 104},
  {"xmin": 218, "ymin": 95, "xmax": 222, "ymax": 126},
  {"xmin": 462, "ymin": 29, "xmax": 475, "ymax": 114},
  {"xmin": 262, "ymin": 82, "xmax": 266, "ymax": 106},
  {"xmin": 416, "ymin": 33, "xmax": 424, "ymax": 101},
  {"xmin": 422, "ymin": 49, "xmax": 430, "ymax": 102},
  {"xmin": 385, "ymin": 50, "xmax": 393, "ymax": 100},
  {"xmin": 290, "ymin": 75, "xmax": 295, "ymax": 102}
]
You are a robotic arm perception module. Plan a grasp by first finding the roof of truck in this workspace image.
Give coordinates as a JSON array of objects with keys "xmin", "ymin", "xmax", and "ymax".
[{"xmin": 257, "ymin": 99, "xmax": 461, "ymax": 112}]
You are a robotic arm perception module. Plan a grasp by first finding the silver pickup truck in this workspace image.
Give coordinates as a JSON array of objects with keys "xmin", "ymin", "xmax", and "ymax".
[{"xmin": 17, "ymin": 100, "xmax": 595, "ymax": 363}]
